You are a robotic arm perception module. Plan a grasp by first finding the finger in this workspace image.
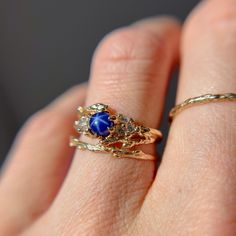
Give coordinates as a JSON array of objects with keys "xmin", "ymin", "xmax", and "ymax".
[
  {"xmin": 37, "ymin": 17, "xmax": 180, "ymax": 235},
  {"xmin": 0, "ymin": 84, "xmax": 87, "ymax": 235},
  {"xmin": 149, "ymin": 0, "xmax": 236, "ymax": 234}
]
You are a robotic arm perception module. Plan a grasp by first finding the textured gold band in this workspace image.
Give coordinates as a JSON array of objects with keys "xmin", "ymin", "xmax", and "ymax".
[
  {"xmin": 70, "ymin": 103, "xmax": 162, "ymax": 160},
  {"xmin": 70, "ymin": 137, "xmax": 156, "ymax": 160},
  {"xmin": 169, "ymin": 93, "xmax": 236, "ymax": 122}
]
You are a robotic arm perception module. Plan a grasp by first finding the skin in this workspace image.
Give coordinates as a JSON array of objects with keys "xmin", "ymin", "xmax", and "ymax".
[{"xmin": 0, "ymin": 0, "xmax": 236, "ymax": 235}]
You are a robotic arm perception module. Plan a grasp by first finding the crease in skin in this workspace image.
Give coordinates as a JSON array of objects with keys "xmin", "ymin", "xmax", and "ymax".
[
  {"xmin": 148, "ymin": 1, "xmax": 236, "ymax": 235},
  {"xmin": 42, "ymin": 19, "xmax": 179, "ymax": 235},
  {"xmin": 84, "ymin": 2, "xmax": 236, "ymax": 235},
  {"xmin": 1, "ymin": 17, "xmax": 181, "ymax": 235},
  {"xmin": 94, "ymin": 25, "xmax": 167, "ymax": 62}
]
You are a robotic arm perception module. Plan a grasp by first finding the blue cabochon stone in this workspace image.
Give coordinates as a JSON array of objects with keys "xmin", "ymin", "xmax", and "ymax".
[{"xmin": 89, "ymin": 112, "xmax": 113, "ymax": 137}]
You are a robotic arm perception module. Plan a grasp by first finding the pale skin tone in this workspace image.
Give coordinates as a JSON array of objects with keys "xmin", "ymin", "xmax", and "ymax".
[{"xmin": 0, "ymin": 0, "xmax": 236, "ymax": 235}]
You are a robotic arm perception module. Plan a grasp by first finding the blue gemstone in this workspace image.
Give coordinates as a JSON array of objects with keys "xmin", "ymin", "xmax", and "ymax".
[{"xmin": 89, "ymin": 112, "xmax": 113, "ymax": 137}]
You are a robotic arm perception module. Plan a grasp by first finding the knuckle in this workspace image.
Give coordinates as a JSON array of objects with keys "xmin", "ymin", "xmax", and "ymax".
[
  {"xmin": 92, "ymin": 27, "xmax": 168, "ymax": 87},
  {"xmin": 97, "ymin": 27, "xmax": 165, "ymax": 62},
  {"xmin": 208, "ymin": 3, "xmax": 236, "ymax": 35},
  {"xmin": 186, "ymin": 1, "xmax": 236, "ymax": 39}
]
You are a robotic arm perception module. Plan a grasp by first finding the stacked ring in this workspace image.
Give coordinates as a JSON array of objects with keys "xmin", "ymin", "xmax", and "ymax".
[{"xmin": 70, "ymin": 103, "xmax": 162, "ymax": 160}]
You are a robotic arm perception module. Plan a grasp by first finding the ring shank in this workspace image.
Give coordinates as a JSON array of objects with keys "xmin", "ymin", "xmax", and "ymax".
[
  {"xmin": 169, "ymin": 93, "xmax": 236, "ymax": 122},
  {"xmin": 70, "ymin": 137, "xmax": 155, "ymax": 160}
]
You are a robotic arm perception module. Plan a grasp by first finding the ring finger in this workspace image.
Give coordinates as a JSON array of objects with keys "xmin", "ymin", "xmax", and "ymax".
[{"xmin": 32, "ymin": 17, "xmax": 180, "ymax": 235}]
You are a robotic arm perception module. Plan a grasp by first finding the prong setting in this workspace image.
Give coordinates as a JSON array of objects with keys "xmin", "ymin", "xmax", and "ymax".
[{"xmin": 71, "ymin": 103, "xmax": 162, "ymax": 159}]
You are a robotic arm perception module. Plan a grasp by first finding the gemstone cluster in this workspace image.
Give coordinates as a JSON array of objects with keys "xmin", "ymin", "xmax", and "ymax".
[
  {"xmin": 74, "ymin": 103, "xmax": 143, "ymax": 145},
  {"xmin": 71, "ymin": 103, "xmax": 162, "ymax": 160}
]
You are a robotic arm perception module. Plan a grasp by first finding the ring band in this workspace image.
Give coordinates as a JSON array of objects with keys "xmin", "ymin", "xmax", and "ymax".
[
  {"xmin": 70, "ymin": 103, "xmax": 162, "ymax": 160},
  {"xmin": 169, "ymin": 93, "xmax": 236, "ymax": 122}
]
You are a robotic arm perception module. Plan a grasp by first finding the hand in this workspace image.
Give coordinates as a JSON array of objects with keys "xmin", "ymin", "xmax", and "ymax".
[{"xmin": 1, "ymin": 0, "xmax": 236, "ymax": 235}]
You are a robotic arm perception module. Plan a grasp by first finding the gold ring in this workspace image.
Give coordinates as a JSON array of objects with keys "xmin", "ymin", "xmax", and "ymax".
[
  {"xmin": 70, "ymin": 103, "xmax": 162, "ymax": 160},
  {"xmin": 169, "ymin": 93, "xmax": 236, "ymax": 122}
]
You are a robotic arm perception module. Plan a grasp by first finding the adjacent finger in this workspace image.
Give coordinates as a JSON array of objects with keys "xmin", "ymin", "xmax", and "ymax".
[
  {"xmin": 149, "ymin": 1, "xmax": 236, "ymax": 235},
  {"xmin": 0, "ymin": 84, "xmax": 87, "ymax": 235},
  {"xmin": 38, "ymin": 17, "xmax": 180, "ymax": 235}
]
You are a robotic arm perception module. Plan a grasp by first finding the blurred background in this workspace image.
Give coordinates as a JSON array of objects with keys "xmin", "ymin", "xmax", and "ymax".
[{"xmin": 0, "ymin": 0, "xmax": 199, "ymax": 166}]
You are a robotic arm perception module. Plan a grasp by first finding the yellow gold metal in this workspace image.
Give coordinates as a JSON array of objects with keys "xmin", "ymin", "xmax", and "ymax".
[
  {"xmin": 169, "ymin": 93, "xmax": 236, "ymax": 122},
  {"xmin": 70, "ymin": 103, "xmax": 162, "ymax": 160},
  {"xmin": 70, "ymin": 137, "xmax": 155, "ymax": 160}
]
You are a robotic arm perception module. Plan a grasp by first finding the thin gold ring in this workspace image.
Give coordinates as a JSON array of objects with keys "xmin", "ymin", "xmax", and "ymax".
[
  {"xmin": 169, "ymin": 93, "xmax": 236, "ymax": 122},
  {"xmin": 70, "ymin": 103, "xmax": 162, "ymax": 160}
]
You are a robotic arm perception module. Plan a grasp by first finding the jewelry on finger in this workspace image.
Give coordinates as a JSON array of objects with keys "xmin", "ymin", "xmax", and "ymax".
[
  {"xmin": 169, "ymin": 93, "xmax": 236, "ymax": 122},
  {"xmin": 70, "ymin": 103, "xmax": 162, "ymax": 160}
]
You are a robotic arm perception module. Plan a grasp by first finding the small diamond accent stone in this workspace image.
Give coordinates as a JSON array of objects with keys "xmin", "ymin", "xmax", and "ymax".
[
  {"xmin": 127, "ymin": 123, "xmax": 135, "ymax": 133},
  {"xmin": 115, "ymin": 125, "xmax": 126, "ymax": 137},
  {"xmin": 89, "ymin": 103, "xmax": 107, "ymax": 111},
  {"xmin": 118, "ymin": 114, "xmax": 130, "ymax": 123},
  {"xmin": 75, "ymin": 116, "xmax": 89, "ymax": 132}
]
